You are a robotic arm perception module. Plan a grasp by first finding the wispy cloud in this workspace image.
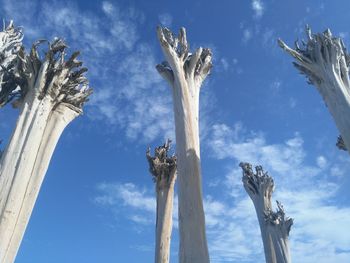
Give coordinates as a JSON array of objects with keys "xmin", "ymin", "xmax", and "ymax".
[
  {"xmin": 95, "ymin": 122, "xmax": 350, "ymax": 261},
  {"xmin": 205, "ymin": 122, "xmax": 350, "ymax": 262},
  {"xmin": 158, "ymin": 13, "xmax": 173, "ymax": 27},
  {"xmin": 251, "ymin": 0, "xmax": 264, "ymax": 19},
  {"xmin": 2, "ymin": 0, "xmax": 175, "ymax": 143}
]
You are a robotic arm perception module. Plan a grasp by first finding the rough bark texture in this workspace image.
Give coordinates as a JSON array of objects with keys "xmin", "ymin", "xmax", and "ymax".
[
  {"xmin": 279, "ymin": 27, "xmax": 350, "ymax": 153},
  {"xmin": 0, "ymin": 25, "xmax": 92, "ymax": 263},
  {"xmin": 240, "ymin": 163, "xmax": 293, "ymax": 263},
  {"xmin": 156, "ymin": 26, "xmax": 212, "ymax": 263},
  {"xmin": 146, "ymin": 139, "xmax": 177, "ymax": 263},
  {"xmin": 0, "ymin": 21, "xmax": 23, "ymax": 108}
]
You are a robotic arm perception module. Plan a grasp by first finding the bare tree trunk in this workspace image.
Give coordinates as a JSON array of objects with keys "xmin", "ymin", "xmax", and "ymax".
[
  {"xmin": 239, "ymin": 163, "xmax": 293, "ymax": 263},
  {"xmin": 147, "ymin": 139, "xmax": 177, "ymax": 263},
  {"xmin": 279, "ymin": 27, "xmax": 350, "ymax": 153},
  {"xmin": 156, "ymin": 27, "xmax": 212, "ymax": 263},
  {"xmin": 0, "ymin": 36, "xmax": 91, "ymax": 263}
]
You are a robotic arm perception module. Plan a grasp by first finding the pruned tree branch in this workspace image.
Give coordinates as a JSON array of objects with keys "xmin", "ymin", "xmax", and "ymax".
[
  {"xmin": 279, "ymin": 26, "xmax": 350, "ymax": 153},
  {"xmin": 240, "ymin": 162, "xmax": 293, "ymax": 263}
]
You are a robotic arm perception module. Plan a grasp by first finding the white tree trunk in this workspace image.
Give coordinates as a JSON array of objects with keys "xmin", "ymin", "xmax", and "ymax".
[
  {"xmin": 279, "ymin": 27, "xmax": 350, "ymax": 153},
  {"xmin": 156, "ymin": 27, "xmax": 212, "ymax": 263},
  {"xmin": 0, "ymin": 36, "xmax": 91, "ymax": 263},
  {"xmin": 240, "ymin": 163, "xmax": 293, "ymax": 263},
  {"xmin": 147, "ymin": 140, "xmax": 177, "ymax": 263}
]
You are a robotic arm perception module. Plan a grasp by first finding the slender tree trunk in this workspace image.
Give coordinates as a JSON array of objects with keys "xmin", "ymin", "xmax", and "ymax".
[
  {"xmin": 239, "ymin": 163, "xmax": 293, "ymax": 263},
  {"xmin": 0, "ymin": 36, "xmax": 91, "ymax": 263},
  {"xmin": 147, "ymin": 140, "xmax": 177, "ymax": 263},
  {"xmin": 279, "ymin": 27, "xmax": 350, "ymax": 153},
  {"xmin": 156, "ymin": 27, "xmax": 212, "ymax": 263}
]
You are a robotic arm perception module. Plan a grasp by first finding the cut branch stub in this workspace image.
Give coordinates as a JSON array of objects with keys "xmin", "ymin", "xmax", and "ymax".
[
  {"xmin": 0, "ymin": 21, "xmax": 24, "ymax": 107},
  {"xmin": 336, "ymin": 135, "xmax": 347, "ymax": 151},
  {"xmin": 156, "ymin": 26, "xmax": 212, "ymax": 87},
  {"xmin": 265, "ymin": 200, "xmax": 294, "ymax": 237},
  {"xmin": 146, "ymin": 139, "xmax": 177, "ymax": 190}
]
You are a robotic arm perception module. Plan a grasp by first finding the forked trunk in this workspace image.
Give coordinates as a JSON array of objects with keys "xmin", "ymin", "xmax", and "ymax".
[{"xmin": 0, "ymin": 32, "xmax": 91, "ymax": 263}]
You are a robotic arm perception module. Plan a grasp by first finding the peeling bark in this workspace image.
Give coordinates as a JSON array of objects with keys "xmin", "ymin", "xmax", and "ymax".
[
  {"xmin": 0, "ymin": 31, "xmax": 92, "ymax": 262},
  {"xmin": 279, "ymin": 27, "xmax": 350, "ymax": 154},
  {"xmin": 240, "ymin": 163, "xmax": 293, "ymax": 263},
  {"xmin": 156, "ymin": 26, "xmax": 212, "ymax": 263},
  {"xmin": 147, "ymin": 139, "xmax": 177, "ymax": 263}
]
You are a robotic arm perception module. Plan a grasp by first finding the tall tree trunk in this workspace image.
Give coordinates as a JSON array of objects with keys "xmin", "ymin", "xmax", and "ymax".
[
  {"xmin": 147, "ymin": 139, "xmax": 177, "ymax": 263},
  {"xmin": 279, "ymin": 27, "xmax": 350, "ymax": 153},
  {"xmin": 0, "ymin": 36, "xmax": 91, "ymax": 263},
  {"xmin": 156, "ymin": 27, "xmax": 212, "ymax": 263},
  {"xmin": 240, "ymin": 163, "xmax": 293, "ymax": 263}
]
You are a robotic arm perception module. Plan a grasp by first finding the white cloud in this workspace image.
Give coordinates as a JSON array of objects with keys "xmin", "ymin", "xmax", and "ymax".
[
  {"xmin": 317, "ymin": 155, "xmax": 327, "ymax": 169},
  {"xmin": 158, "ymin": 13, "xmax": 173, "ymax": 27},
  {"xmin": 220, "ymin": 58, "xmax": 229, "ymax": 71},
  {"xmin": 102, "ymin": 1, "xmax": 115, "ymax": 16},
  {"xmin": 252, "ymin": 0, "xmax": 264, "ymax": 19},
  {"xmin": 2, "ymin": 0, "xmax": 175, "ymax": 143},
  {"xmin": 205, "ymin": 122, "xmax": 350, "ymax": 262},
  {"xmin": 242, "ymin": 28, "xmax": 252, "ymax": 42}
]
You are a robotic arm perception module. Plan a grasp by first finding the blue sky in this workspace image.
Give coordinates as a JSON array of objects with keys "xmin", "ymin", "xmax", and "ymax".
[{"xmin": 1, "ymin": 0, "xmax": 350, "ymax": 262}]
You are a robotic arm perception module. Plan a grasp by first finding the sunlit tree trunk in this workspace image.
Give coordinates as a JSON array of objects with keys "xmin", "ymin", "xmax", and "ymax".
[
  {"xmin": 240, "ymin": 163, "xmax": 293, "ymax": 263},
  {"xmin": 147, "ymin": 139, "xmax": 177, "ymax": 263},
  {"xmin": 156, "ymin": 27, "xmax": 212, "ymax": 263},
  {"xmin": 279, "ymin": 27, "xmax": 350, "ymax": 153},
  {"xmin": 0, "ymin": 33, "xmax": 91, "ymax": 262}
]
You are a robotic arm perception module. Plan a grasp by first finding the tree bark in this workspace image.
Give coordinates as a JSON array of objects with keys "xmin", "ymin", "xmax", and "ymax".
[
  {"xmin": 239, "ymin": 163, "xmax": 293, "ymax": 263},
  {"xmin": 0, "ymin": 21, "xmax": 23, "ymax": 108},
  {"xmin": 156, "ymin": 27, "xmax": 212, "ymax": 263},
  {"xmin": 147, "ymin": 139, "xmax": 177, "ymax": 263},
  {"xmin": 279, "ymin": 27, "xmax": 350, "ymax": 153},
  {"xmin": 0, "ymin": 36, "xmax": 91, "ymax": 263}
]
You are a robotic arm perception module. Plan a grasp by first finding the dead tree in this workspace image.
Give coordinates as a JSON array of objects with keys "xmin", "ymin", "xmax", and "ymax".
[
  {"xmin": 279, "ymin": 27, "xmax": 350, "ymax": 153},
  {"xmin": 0, "ymin": 22, "xmax": 92, "ymax": 263},
  {"xmin": 239, "ymin": 163, "xmax": 293, "ymax": 263},
  {"xmin": 156, "ymin": 26, "xmax": 212, "ymax": 263},
  {"xmin": 146, "ymin": 139, "xmax": 177, "ymax": 263}
]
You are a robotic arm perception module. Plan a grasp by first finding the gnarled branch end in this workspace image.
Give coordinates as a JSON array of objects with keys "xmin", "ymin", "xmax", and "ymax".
[
  {"xmin": 146, "ymin": 139, "xmax": 177, "ymax": 189},
  {"xmin": 156, "ymin": 26, "xmax": 212, "ymax": 87},
  {"xmin": 0, "ymin": 21, "xmax": 24, "ymax": 108},
  {"xmin": 239, "ymin": 162, "xmax": 274, "ymax": 199},
  {"xmin": 265, "ymin": 200, "xmax": 293, "ymax": 237},
  {"xmin": 279, "ymin": 26, "xmax": 350, "ymax": 88}
]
